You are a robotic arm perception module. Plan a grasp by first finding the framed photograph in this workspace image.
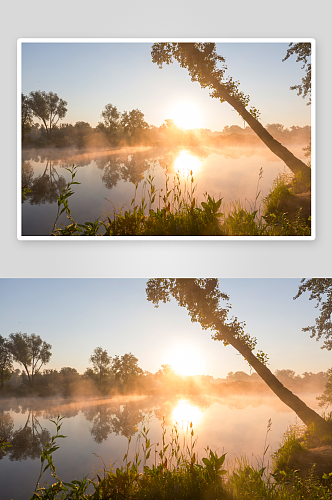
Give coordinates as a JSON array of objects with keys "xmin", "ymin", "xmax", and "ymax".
[
  {"xmin": 18, "ymin": 39, "xmax": 315, "ymax": 239},
  {"xmin": 1, "ymin": 277, "xmax": 329, "ymax": 499}
]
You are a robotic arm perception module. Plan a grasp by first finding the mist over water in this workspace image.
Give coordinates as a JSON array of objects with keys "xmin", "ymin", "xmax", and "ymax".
[
  {"xmin": 0, "ymin": 392, "xmax": 321, "ymax": 499},
  {"xmin": 21, "ymin": 143, "xmax": 308, "ymax": 236}
]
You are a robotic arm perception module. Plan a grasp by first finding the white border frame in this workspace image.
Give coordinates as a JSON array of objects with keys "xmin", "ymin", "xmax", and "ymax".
[{"xmin": 17, "ymin": 38, "xmax": 316, "ymax": 241}]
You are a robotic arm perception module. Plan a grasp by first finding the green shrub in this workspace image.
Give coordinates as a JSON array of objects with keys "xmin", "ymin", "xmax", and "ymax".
[{"xmin": 272, "ymin": 425, "xmax": 307, "ymax": 477}]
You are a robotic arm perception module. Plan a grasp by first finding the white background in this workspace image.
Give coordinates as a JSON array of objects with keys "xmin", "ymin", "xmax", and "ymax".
[{"xmin": 2, "ymin": 0, "xmax": 331, "ymax": 278}]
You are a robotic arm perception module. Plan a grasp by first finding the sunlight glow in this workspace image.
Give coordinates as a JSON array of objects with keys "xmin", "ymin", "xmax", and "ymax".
[
  {"xmin": 168, "ymin": 344, "xmax": 204, "ymax": 377},
  {"xmin": 173, "ymin": 151, "xmax": 201, "ymax": 177},
  {"xmin": 172, "ymin": 399, "xmax": 203, "ymax": 427},
  {"xmin": 170, "ymin": 102, "xmax": 202, "ymax": 130}
]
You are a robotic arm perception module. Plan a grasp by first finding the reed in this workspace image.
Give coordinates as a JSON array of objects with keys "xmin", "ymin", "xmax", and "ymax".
[
  {"xmin": 50, "ymin": 165, "xmax": 310, "ymax": 237},
  {"xmin": 28, "ymin": 416, "xmax": 332, "ymax": 499}
]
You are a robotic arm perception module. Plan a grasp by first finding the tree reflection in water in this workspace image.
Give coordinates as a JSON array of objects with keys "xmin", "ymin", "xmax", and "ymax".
[
  {"xmin": 83, "ymin": 405, "xmax": 114, "ymax": 444},
  {"xmin": 22, "ymin": 159, "xmax": 67, "ymax": 205},
  {"xmin": 95, "ymin": 151, "xmax": 158, "ymax": 190},
  {"xmin": 21, "ymin": 162, "xmax": 34, "ymax": 200},
  {"xmin": 22, "ymin": 146, "xmax": 211, "ymax": 196},
  {"xmin": 109, "ymin": 402, "xmax": 143, "ymax": 437},
  {"xmin": 0, "ymin": 411, "xmax": 14, "ymax": 460},
  {"xmin": 0, "ymin": 396, "xmax": 212, "ymax": 459},
  {"xmin": 83, "ymin": 400, "xmax": 143, "ymax": 443},
  {"xmin": 0, "ymin": 411, "xmax": 51, "ymax": 461}
]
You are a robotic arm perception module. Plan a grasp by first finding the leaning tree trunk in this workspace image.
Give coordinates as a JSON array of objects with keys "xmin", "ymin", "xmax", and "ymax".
[
  {"xmin": 202, "ymin": 64, "xmax": 311, "ymax": 186},
  {"xmin": 209, "ymin": 313, "xmax": 328, "ymax": 432},
  {"xmin": 147, "ymin": 278, "xmax": 324, "ymax": 431}
]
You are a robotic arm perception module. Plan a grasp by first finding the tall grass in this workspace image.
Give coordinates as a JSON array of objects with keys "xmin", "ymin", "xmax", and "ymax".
[
  {"xmin": 27, "ymin": 416, "xmax": 332, "ymax": 499},
  {"xmin": 50, "ymin": 165, "xmax": 310, "ymax": 236}
]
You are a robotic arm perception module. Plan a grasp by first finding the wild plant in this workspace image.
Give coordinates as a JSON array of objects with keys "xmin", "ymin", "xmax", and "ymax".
[
  {"xmin": 52, "ymin": 165, "xmax": 104, "ymax": 236},
  {"xmin": 253, "ymin": 166, "xmax": 264, "ymax": 213},
  {"xmin": 31, "ymin": 415, "xmax": 91, "ymax": 499},
  {"xmin": 261, "ymin": 418, "xmax": 273, "ymax": 470},
  {"xmin": 28, "ymin": 414, "xmax": 332, "ymax": 499},
  {"xmin": 271, "ymin": 422, "xmax": 307, "ymax": 479},
  {"xmin": 228, "ymin": 457, "xmax": 269, "ymax": 500},
  {"xmin": 50, "ymin": 164, "xmax": 310, "ymax": 237},
  {"xmin": 30, "ymin": 415, "xmax": 231, "ymax": 499}
]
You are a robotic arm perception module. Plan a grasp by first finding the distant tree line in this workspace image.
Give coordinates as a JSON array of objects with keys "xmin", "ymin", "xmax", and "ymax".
[
  {"xmin": 21, "ymin": 91, "xmax": 311, "ymax": 151},
  {"xmin": 0, "ymin": 334, "xmax": 329, "ymax": 400},
  {"xmin": 216, "ymin": 123, "xmax": 311, "ymax": 146}
]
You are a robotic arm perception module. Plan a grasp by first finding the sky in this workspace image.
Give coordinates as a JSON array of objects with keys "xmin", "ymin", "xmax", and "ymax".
[
  {"xmin": 21, "ymin": 40, "xmax": 312, "ymax": 132},
  {"xmin": 0, "ymin": 278, "xmax": 330, "ymax": 379}
]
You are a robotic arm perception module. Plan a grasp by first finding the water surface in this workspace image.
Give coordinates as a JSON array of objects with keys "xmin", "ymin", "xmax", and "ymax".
[
  {"xmin": 21, "ymin": 144, "xmax": 307, "ymax": 236},
  {"xmin": 0, "ymin": 393, "xmax": 320, "ymax": 499}
]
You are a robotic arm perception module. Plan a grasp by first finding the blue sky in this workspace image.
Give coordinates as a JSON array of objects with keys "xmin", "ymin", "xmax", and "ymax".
[
  {"xmin": 0, "ymin": 278, "xmax": 329, "ymax": 378},
  {"xmin": 21, "ymin": 40, "xmax": 311, "ymax": 132}
]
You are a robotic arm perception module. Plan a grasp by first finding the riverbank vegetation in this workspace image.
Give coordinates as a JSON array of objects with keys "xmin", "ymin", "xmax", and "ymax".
[
  {"xmin": 25, "ymin": 415, "xmax": 332, "ymax": 500},
  {"xmin": 49, "ymin": 164, "xmax": 311, "ymax": 237}
]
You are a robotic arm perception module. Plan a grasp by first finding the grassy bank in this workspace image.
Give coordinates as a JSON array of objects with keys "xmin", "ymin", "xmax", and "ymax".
[
  {"xmin": 49, "ymin": 166, "xmax": 311, "ymax": 237},
  {"xmin": 13, "ymin": 416, "xmax": 332, "ymax": 499}
]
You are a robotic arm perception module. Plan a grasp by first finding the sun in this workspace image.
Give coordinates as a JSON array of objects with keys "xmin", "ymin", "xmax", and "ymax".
[
  {"xmin": 169, "ymin": 101, "xmax": 202, "ymax": 130},
  {"xmin": 167, "ymin": 344, "xmax": 204, "ymax": 377}
]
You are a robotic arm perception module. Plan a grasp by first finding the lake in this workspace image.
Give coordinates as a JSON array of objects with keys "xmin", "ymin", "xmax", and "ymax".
[
  {"xmin": 21, "ymin": 144, "xmax": 307, "ymax": 236},
  {"xmin": 0, "ymin": 392, "xmax": 320, "ymax": 499}
]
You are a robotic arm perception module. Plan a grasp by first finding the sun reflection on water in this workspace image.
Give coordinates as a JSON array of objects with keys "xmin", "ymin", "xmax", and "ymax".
[
  {"xmin": 172, "ymin": 399, "xmax": 203, "ymax": 427},
  {"xmin": 173, "ymin": 151, "xmax": 201, "ymax": 177}
]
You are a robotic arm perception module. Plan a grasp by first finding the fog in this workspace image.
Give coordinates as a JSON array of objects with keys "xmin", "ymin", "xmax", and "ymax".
[
  {"xmin": 0, "ymin": 380, "xmax": 322, "ymax": 499},
  {"xmin": 3, "ymin": 367, "xmax": 328, "ymax": 401},
  {"xmin": 23, "ymin": 122, "xmax": 310, "ymax": 155},
  {"xmin": 21, "ymin": 124, "xmax": 311, "ymax": 235}
]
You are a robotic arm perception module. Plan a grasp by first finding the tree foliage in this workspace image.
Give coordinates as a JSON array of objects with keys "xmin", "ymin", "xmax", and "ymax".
[
  {"xmin": 121, "ymin": 109, "xmax": 148, "ymax": 136},
  {"xmin": 146, "ymin": 278, "xmax": 266, "ymax": 361},
  {"xmin": 89, "ymin": 347, "xmax": 111, "ymax": 382},
  {"xmin": 28, "ymin": 91, "xmax": 67, "ymax": 139},
  {"xmin": 111, "ymin": 353, "xmax": 143, "ymax": 385},
  {"xmin": 294, "ymin": 278, "xmax": 332, "ymax": 349},
  {"xmin": 100, "ymin": 104, "xmax": 149, "ymax": 144},
  {"xmin": 317, "ymin": 368, "xmax": 332, "ymax": 407},
  {"xmin": 151, "ymin": 43, "xmax": 258, "ymax": 118},
  {"xmin": 101, "ymin": 103, "xmax": 121, "ymax": 135},
  {"xmin": 146, "ymin": 278, "xmax": 328, "ymax": 430},
  {"xmin": 21, "ymin": 94, "xmax": 34, "ymax": 143},
  {"xmin": 0, "ymin": 335, "xmax": 13, "ymax": 389},
  {"xmin": 151, "ymin": 43, "xmax": 310, "ymax": 182},
  {"xmin": 282, "ymin": 42, "xmax": 311, "ymax": 105},
  {"xmin": 7, "ymin": 333, "xmax": 52, "ymax": 387}
]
